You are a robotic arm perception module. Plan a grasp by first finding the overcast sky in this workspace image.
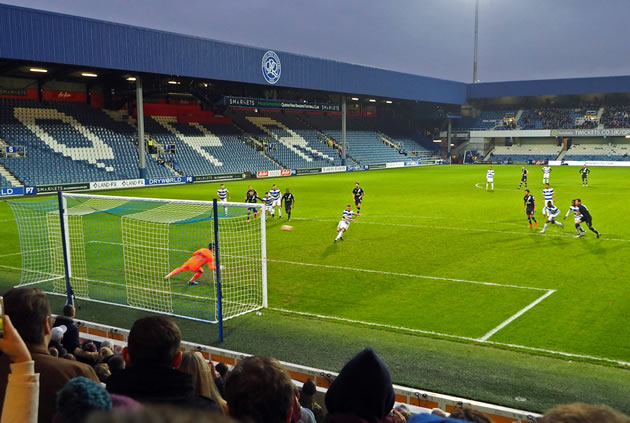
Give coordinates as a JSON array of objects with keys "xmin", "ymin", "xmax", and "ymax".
[{"xmin": 3, "ymin": 0, "xmax": 630, "ymax": 83}]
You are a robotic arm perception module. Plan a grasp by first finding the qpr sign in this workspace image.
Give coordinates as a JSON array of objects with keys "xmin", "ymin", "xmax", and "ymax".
[{"xmin": 262, "ymin": 51, "xmax": 281, "ymax": 84}]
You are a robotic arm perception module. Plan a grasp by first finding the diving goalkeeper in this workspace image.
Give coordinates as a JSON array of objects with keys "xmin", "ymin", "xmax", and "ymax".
[{"xmin": 165, "ymin": 244, "xmax": 216, "ymax": 285}]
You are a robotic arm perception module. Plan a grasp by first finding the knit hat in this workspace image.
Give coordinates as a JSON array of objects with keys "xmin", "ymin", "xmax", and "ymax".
[
  {"xmin": 55, "ymin": 377, "xmax": 112, "ymax": 423},
  {"xmin": 51, "ymin": 325, "xmax": 67, "ymax": 342}
]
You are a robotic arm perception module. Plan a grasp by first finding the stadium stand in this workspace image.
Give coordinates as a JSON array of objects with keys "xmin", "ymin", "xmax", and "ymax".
[
  {"xmin": 300, "ymin": 114, "xmax": 409, "ymax": 164},
  {"xmin": 600, "ymin": 105, "xmax": 630, "ymax": 128},
  {"xmin": 0, "ymin": 99, "xmax": 173, "ymax": 186},
  {"xmin": 144, "ymin": 115, "xmax": 280, "ymax": 175},
  {"xmin": 490, "ymin": 144, "xmax": 562, "ymax": 161},
  {"xmin": 564, "ymin": 142, "xmax": 630, "ymax": 161},
  {"xmin": 453, "ymin": 109, "xmax": 519, "ymax": 130}
]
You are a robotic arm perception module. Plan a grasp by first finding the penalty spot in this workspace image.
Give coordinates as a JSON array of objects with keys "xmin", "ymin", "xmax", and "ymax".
[{"xmin": 281, "ymin": 225, "xmax": 293, "ymax": 231}]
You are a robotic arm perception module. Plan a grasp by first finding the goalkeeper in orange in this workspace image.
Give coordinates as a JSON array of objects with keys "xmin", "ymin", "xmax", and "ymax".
[{"xmin": 165, "ymin": 243, "xmax": 216, "ymax": 285}]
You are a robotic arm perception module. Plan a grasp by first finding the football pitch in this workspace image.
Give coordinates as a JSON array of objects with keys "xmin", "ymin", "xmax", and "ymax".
[{"xmin": 1, "ymin": 164, "xmax": 629, "ymax": 411}]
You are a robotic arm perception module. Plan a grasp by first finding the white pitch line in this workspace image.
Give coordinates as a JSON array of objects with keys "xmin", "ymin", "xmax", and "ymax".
[
  {"xmin": 0, "ymin": 252, "xmax": 22, "ymax": 258},
  {"xmin": 478, "ymin": 289, "xmax": 556, "ymax": 341},
  {"xmin": 267, "ymin": 259, "xmax": 548, "ymax": 291},
  {"xmin": 269, "ymin": 307, "xmax": 630, "ymax": 368}
]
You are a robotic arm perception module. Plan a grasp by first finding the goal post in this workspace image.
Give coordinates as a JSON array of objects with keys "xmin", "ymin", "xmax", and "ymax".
[{"xmin": 8, "ymin": 193, "xmax": 267, "ymax": 328}]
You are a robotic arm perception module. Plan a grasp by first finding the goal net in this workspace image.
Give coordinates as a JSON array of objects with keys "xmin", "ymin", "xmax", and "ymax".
[{"xmin": 8, "ymin": 193, "xmax": 267, "ymax": 323}]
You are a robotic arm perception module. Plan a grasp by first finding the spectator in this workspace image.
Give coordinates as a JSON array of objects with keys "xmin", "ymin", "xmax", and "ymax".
[
  {"xmin": 448, "ymin": 406, "xmax": 493, "ymax": 423},
  {"xmin": 538, "ymin": 403, "xmax": 630, "ymax": 423},
  {"xmin": 48, "ymin": 326, "xmax": 68, "ymax": 357},
  {"xmin": 0, "ymin": 287, "xmax": 99, "ymax": 423},
  {"xmin": 94, "ymin": 363, "xmax": 112, "ymax": 384},
  {"xmin": 299, "ymin": 379, "xmax": 324, "ymax": 423},
  {"xmin": 53, "ymin": 304, "xmax": 80, "ymax": 354},
  {"xmin": 62, "ymin": 354, "xmax": 76, "ymax": 361},
  {"xmin": 178, "ymin": 352, "xmax": 227, "ymax": 414},
  {"xmin": 292, "ymin": 385, "xmax": 316, "ymax": 423},
  {"xmin": 214, "ymin": 362, "xmax": 229, "ymax": 397},
  {"xmin": 54, "ymin": 377, "xmax": 112, "ymax": 423},
  {"xmin": 48, "ymin": 348, "xmax": 59, "ymax": 358},
  {"xmin": 0, "ymin": 314, "xmax": 39, "ymax": 423},
  {"xmin": 324, "ymin": 347, "xmax": 402, "ymax": 423},
  {"xmin": 75, "ymin": 341, "xmax": 99, "ymax": 367},
  {"xmin": 224, "ymin": 355, "xmax": 294, "ymax": 423},
  {"xmin": 104, "ymin": 355, "xmax": 125, "ymax": 376},
  {"xmin": 106, "ymin": 316, "xmax": 217, "ymax": 411},
  {"xmin": 98, "ymin": 347, "xmax": 114, "ymax": 364}
]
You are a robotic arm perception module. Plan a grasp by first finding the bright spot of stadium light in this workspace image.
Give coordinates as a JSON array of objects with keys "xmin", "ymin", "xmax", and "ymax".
[
  {"xmin": 625, "ymin": 135, "xmax": 630, "ymax": 138},
  {"xmin": 450, "ymin": 143, "xmax": 455, "ymax": 146},
  {"xmin": 81, "ymin": 72, "xmax": 98, "ymax": 77},
  {"xmin": 385, "ymin": 100, "xmax": 393, "ymax": 104},
  {"xmin": 168, "ymin": 80, "xmax": 180, "ymax": 85},
  {"xmin": 351, "ymin": 97, "xmax": 359, "ymax": 101},
  {"xmin": 29, "ymin": 68, "xmax": 48, "ymax": 73},
  {"xmin": 433, "ymin": 139, "xmax": 442, "ymax": 143},
  {"xmin": 126, "ymin": 77, "xmax": 136, "ymax": 81},
  {"xmin": 368, "ymin": 99, "xmax": 376, "ymax": 102}
]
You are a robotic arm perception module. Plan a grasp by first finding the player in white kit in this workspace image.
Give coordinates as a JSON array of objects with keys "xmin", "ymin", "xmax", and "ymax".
[
  {"xmin": 270, "ymin": 184, "xmax": 282, "ymax": 218},
  {"xmin": 486, "ymin": 166, "xmax": 494, "ymax": 191},
  {"xmin": 540, "ymin": 201, "xmax": 564, "ymax": 233},
  {"xmin": 216, "ymin": 184, "xmax": 231, "ymax": 216},
  {"xmin": 541, "ymin": 183, "xmax": 555, "ymax": 216},
  {"xmin": 334, "ymin": 205, "xmax": 361, "ymax": 243},
  {"xmin": 542, "ymin": 165, "xmax": 552, "ymax": 185}
]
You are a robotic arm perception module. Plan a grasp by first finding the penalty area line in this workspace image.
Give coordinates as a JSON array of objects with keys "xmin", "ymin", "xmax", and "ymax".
[
  {"xmin": 267, "ymin": 259, "xmax": 549, "ymax": 291},
  {"xmin": 269, "ymin": 306, "xmax": 630, "ymax": 368},
  {"xmin": 0, "ymin": 252, "xmax": 22, "ymax": 258},
  {"xmin": 478, "ymin": 289, "xmax": 556, "ymax": 341}
]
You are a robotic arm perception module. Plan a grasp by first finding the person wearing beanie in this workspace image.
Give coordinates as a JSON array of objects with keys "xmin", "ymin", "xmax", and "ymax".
[
  {"xmin": 54, "ymin": 377, "xmax": 112, "ymax": 423},
  {"xmin": 324, "ymin": 348, "xmax": 399, "ymax": 423}
]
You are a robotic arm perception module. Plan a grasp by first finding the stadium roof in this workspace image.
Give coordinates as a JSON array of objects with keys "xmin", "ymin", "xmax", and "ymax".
[{"xmin": 1, "ymin": 3, "xmax": 630, "ymax": 106}]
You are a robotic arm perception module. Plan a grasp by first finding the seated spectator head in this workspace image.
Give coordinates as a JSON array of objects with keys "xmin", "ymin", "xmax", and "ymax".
[
  {"xmin": 299, "ymin": 379, "xmax": 316, "ymax": 409},
  {"xmin": 100, "ymin": 340, "xmax": 114, "ymax": 350},
  {"xmin": 63, "ymin": 304, "xmax": 76, "ymax": 318},
  {"xmin": 94, "ymin": 363, "xmax": 112, "ymax": 383},
  {"xmin": 178, "ymin": 351, "xmax": 227, "ymax": 413},
  {"xmin": 123, "ymin": 316, "xmax": 182, "ymax": 369},
  {"xmin": 3, "ymin": 287, "xmax": 51, "ymax": 346},
  {"xmin": 225, "ymin": 355, "xmax": 294, "ymax": 423},
  {"xmin": 55, "ymin": 376, "xmax": 112, "ymax": 423},
  {"xmin": 539, "ymin": 403, "xmax": 630, "ymax": 423},
  {"xmin": 99, "ymin": 347, "xmax": 114, "ymax": 363},
  {"xmin": 325, "ymin": 347, "xmax": 395, "ymax": 423},
  {"xmin": 83, "ymin": 341, "xmax": 97, "ymax": 353},
  {"xmin": 49, "ymin": 347, "xmax": 59, "ymax": 357},
  {"xmin": 215, "ymin": 362, "xmax": 229, "ymax": 378},
  {"xmin": 51, "ymin": 325, "xmax": 67, "ymax": 343},
  {"xmin": 63, "ymin": 353, "xmax": 77, "ymax": 361},
  {"xmin": 449, "ymin": 406, "xmax": 493, "ymax": 423},
  {"xmin": 105, "ymin": 354, "xmax": 126, "ymax": 375}
]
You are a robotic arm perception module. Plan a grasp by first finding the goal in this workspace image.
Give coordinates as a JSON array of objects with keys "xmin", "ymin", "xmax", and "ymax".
[{"xmin": 8, "ymin": 192, "xmax": 267, "ymax": 327}]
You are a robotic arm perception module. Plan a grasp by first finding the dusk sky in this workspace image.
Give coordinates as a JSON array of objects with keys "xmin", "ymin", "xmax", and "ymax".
[{"xmin": 4, "ymin": 0, "xmax": 630, "ymax": 83}]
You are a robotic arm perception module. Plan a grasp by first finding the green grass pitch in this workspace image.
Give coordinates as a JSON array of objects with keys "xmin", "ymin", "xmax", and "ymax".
[{"xmin": 1, "ymin": 164, "xmax": 629, "ymax": 412}]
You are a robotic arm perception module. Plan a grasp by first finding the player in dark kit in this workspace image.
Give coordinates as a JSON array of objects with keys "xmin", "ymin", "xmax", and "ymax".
[
  {"xmin": 281, "ymin": 188, "xmax": 295, "ymax": 221},
  {"xmin": 523, "ymin": 189, "xmax": 538, "ymax": 228},
  {"xmin": 352, "ymin": 182, "xmax": 365, "ymax": 213},
  {"xmin": 244, "ymin": 188, "xmax": 261, "ymax": 223},
  {"xmin": 576, "ymin": 199, "xmax": 601, "ymax": 238},
  {"xmin": 579, "ymin": 165, "xmax": 590, "ymax": 186},
  {"xmin": 517, "ymin": 166, "xmax": 528, "ymax": 189}
]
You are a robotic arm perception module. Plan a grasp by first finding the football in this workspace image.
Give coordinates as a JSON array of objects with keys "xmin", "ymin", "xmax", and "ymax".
[{"xmin": 281, "ymin": 225, "xmax": 293, "ymax": 231}]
